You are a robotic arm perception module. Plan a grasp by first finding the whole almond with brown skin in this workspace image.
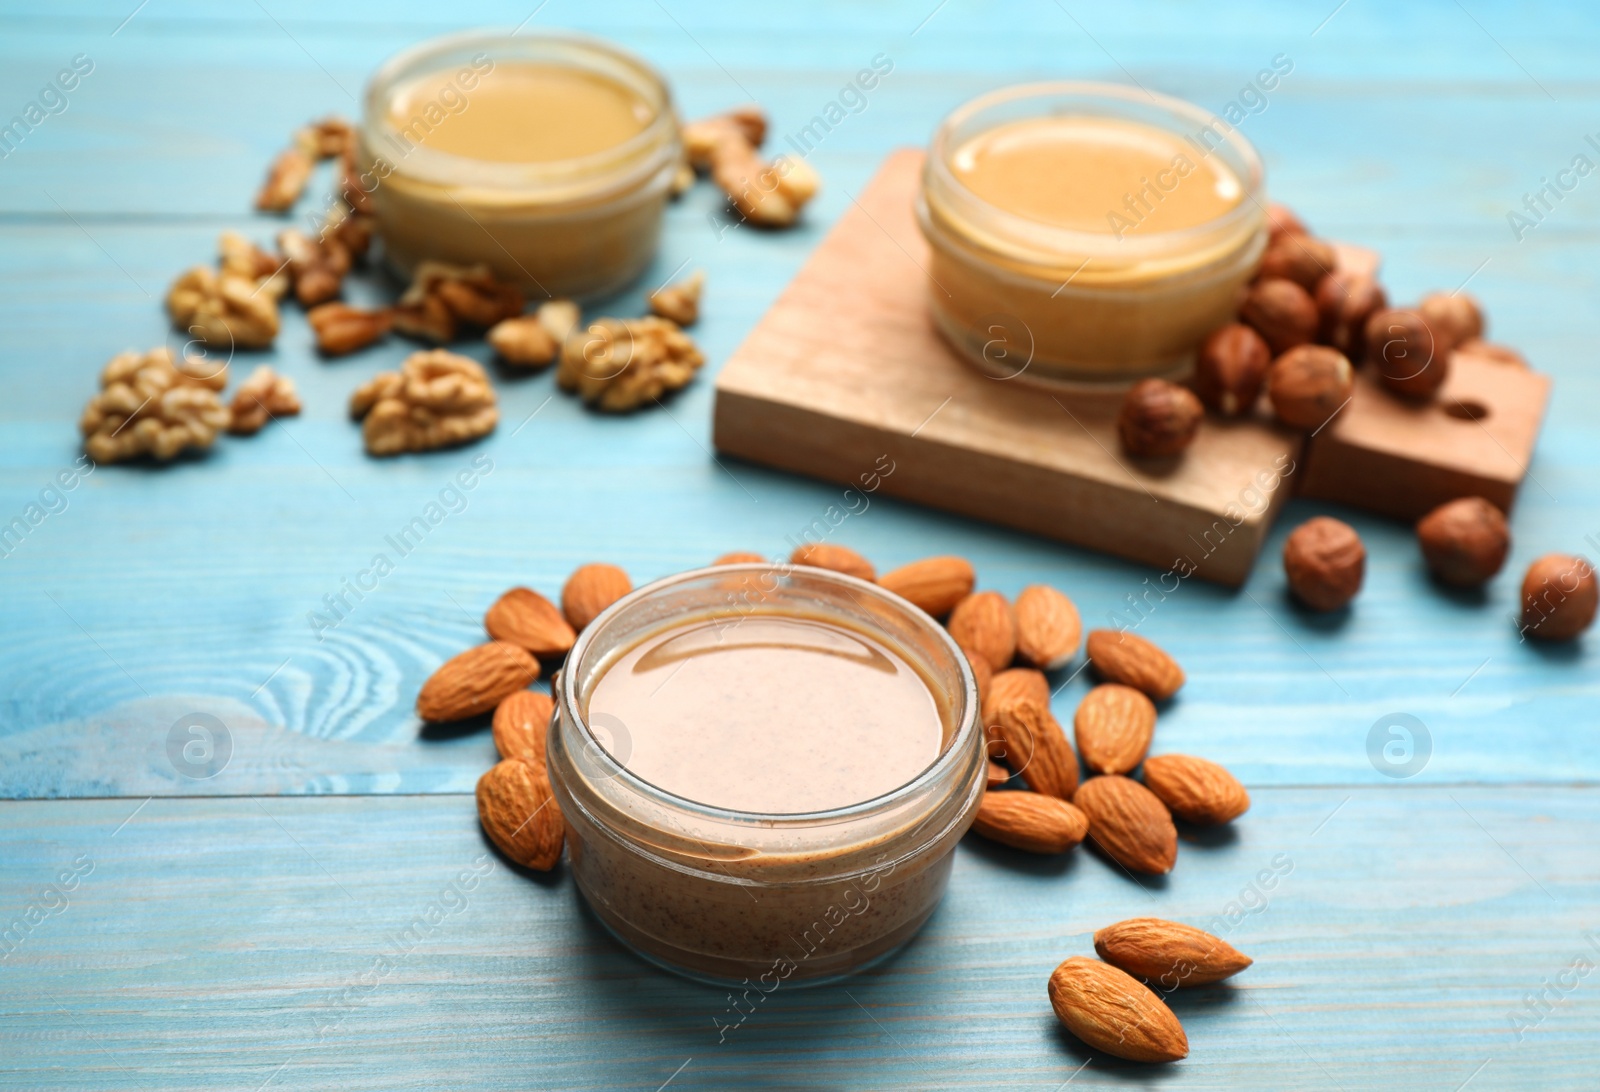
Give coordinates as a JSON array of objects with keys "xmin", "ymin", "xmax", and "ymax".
[
  {"xmin": 985, "ymin": 761, "xmax": 1009, "ymax": 790},
  {"xmin": 971, "ymin": 791, "xmax": 1088, "ymax": 853},
  {"xmin": 484, "ymin": 587, "xmax": 577, "ymax": 659},
  {"xmin": 1014, "ymin": 584, "xmax": 1082, "ymax": 671},
  {"xmin": 1240, "ymin": 277, "xmax": 1318, "ymax": 355},
  {"xmin": 713, "ymin": 551, "xmax": 766, "ymax": 565},
  {"xmin": 476, "ymin": 758, "xmax": 563, "ymax": 870},
  {"xmin": 1257, "ymin": 233, "xmax": 1336, "ymax": 291},
  {"xmin": 492, "ymin": 689, "xmax": 555, "ymax": 767},
  {"xmin": 1416, "ymin": 497, "xmax": 1510, "ymax": 587},
  {"xmin": 879, "ymin": 555, "xmax": 975, "ymax": 618},
  {"xmin": 962, "ymin": 646, "xmax": 993, "ymax": 712},
  {"xmin": 1047, "ymin": 956, "xmax": 1188, "ymax": 1064},
  {"xmin": 1141, "ymin": 754, "xmax": 1250, "ymax": 824},
  {"xmin": 561, "ymin": 563, "xmax": 632, "ymax": 631},
  {"xmin": 993, "ymin": 697, "xmax": 1079, "ymax": 799},
  {"xmin": 1194, "ymin": 323, "xmax": 1270, "ymax": 417},
  {"xmin": 982, "ymin": 668, "xmax": 1049, "ymax": 754},
  {"xmin": 1073, "ymin": 775, "xmax": 1177, "ymax": 874},
  {"xmin": 1520, "ymin": 553, "xmax": 1598, "ymax": 641},
  {"xmin": 948, "ymin": 590, "xmax": 1016, "ymax": 671},
  {"xmin": 1086, "ymin": 630, "xmax": 1184, "ymax": 701},
  {"xmin": 1094, "ymin": 918, "xmax": 1252, "ymax": 987},
  {"xmin": 1268, "ymin": 344, "xmax": 1354, "ymax": 430},
  {"xmin": 789, "ymin": 542, "xmax": 875, "ymax": 582},
  {"xmin": 1074, "ymin": 684, "xmax": 1156, "ymax": 776},
  {"xmin": 417, "ymin": 641, "xmax": 539, "ymax": 722},
  {"xmin": 1284, "ymin": 516, "xmax": 1364, "ymax": 611}
]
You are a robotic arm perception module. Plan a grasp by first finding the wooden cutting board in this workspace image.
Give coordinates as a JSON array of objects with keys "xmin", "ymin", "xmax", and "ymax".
[{"xmin": 712, "ymin": 148, "xmax": 1549, "ymax": 583}]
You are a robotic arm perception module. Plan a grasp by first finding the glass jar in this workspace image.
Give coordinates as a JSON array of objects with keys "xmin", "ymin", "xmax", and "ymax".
[
  {"xmin": 359, "ymin": 30, "xmax": 681, "ymax": 300},
  {"xmin": 547, "ymin": 564, "xmax": 985, "ymax": 986},
  {"xmin": 918, "ymin": 82, "xmax": 1267, "ymax": 386}
]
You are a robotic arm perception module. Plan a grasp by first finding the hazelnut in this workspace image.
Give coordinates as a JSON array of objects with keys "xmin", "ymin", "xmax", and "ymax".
[
  {"xmin": 1520, "ymin": 554, "xmax": 1598, "ymax": 641},
  {"xmin": 1284, "ymin": 517, "xmax": 1365, "ymax": 611},
  {"xmin": 1258, "ymin": 234, "xmax": 1337, "ymax": 291},
  {"xmin": 1266, "ymin": 345, "xmax": 1354, "ymax": 431},
  {"xmin": 1117, "ymin": 379, "xmax": 1203, "ymax": 457},
  {"xmin": 1266, "ymin": 202, "xmax": 1307, "ymax": 242},
  {"xmin": 1194, "ymin": 324, "xmax": 1271, "ymax": 416},
  {"xmin": 1314, "ymin": 271, "xmax": 1388, "ymax": 361},
  {"xmin": 1366, "ymin": 308, "xmax": 1448, "ymax": 399},
  {"xmin": 1240, "ymin": 277, "xmax": 1319, "ymax": 355},
  {"xmin": 1415, "ymin": 497, "xmax": 1510, "ymax": 587},
  {"xmin": 1419, "ymin": 291, "xmax": 1484, "ymax": 354}
]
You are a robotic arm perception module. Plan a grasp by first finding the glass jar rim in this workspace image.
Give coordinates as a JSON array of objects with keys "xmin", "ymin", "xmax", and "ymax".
[
  {"xmin": 557, "ymin": 563, "xmax": 982, "ymax": 827},
  {"xmin": 925, "ymin": 79, "xmax": 1266, "ymax": 267},
  {"xmin": 362, "ymin": 27, "xmax": 679, "ymax": 196}
]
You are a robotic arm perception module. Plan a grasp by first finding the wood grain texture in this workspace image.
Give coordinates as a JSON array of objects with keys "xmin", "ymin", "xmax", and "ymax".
[
  {"xmin": 2, "ymin": 791, "xmax": 1597, "ymax": 1089},
  {"xmin": 1, "ymin": 1, "xmax": 1599, "ymax": 1086},
  {"xmin": 712, "ymin": 149, "xmax": 1300, "ymax": 586}
]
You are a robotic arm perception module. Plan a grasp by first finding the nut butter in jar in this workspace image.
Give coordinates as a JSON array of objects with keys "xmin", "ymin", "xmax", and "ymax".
[
  {"xmin": 918, "ymin": 82, "xmax": 1267, "ymax": 385},
  {"xmin": 547, "ymin": 564, "xmax": 985, "ymax": 986},
  {"xmin": 360, "ymin": 30, "xmax": 681, "ymax": 299}
]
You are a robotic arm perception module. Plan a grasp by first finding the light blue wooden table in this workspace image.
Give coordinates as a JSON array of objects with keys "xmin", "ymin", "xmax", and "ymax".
[{"xmin": 3, "ymin": 2, "xmax": 1598, "ymax": 1087}]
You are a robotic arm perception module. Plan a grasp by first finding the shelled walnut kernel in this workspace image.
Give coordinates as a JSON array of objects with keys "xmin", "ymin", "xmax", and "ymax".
[
  {"xmin": 350, "ymin": 350, "xmax": 498, "ymax": 456},
  {"xmin": 80, "ymin": 348, "xmax": 230, "ymax": 463},
  {"xmin": 557, "ymin": 317, "xmax": 706, "ymax": 412},
  {"xmin": 228, "ymin": 365, "xmax": 302, "ymax": 435}
]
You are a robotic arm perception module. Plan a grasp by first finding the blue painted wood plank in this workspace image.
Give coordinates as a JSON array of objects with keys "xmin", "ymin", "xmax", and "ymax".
[{"xmin": 1, "ymin": 789, "xmax": 1595, "ymax": 1089}]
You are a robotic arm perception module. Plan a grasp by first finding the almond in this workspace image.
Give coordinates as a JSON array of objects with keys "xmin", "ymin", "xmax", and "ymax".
[
  {"xmin": 1074, "ymin": 684, "xmax": 1157, "ymax": 776},
  {"xmin": 1014, "ymin": 585, "xmax": 1082, "ymax": 671},
  {"xmin": 712, "ymin": 551, "xmax": 766, "ymax": 565},
  {"xmin": 1073, "ymin": 775, "xmax": 1177, "ymax": 875},
  {"xmin": 1141, "ymin": 754, "xmax": 1250, "ymax": 824},
  {"xmin": 492, "ymin": 689, "xmax": 555, "ymax": 767},
  {"xmin": 992, "ymin": 697, "xmax": 1079, "ymax": 799},
  {"xmin": 1086, "ymin": 629, "xmax": 1185, "ymax": 700},
  {"xmin": 484, "ymin": 586, "xmax": 577, "ymax": 659},
  {"xmin": 789, "ymin": 542, "xmax": 876, "ymax": 581},
  {"xmin": 947, "ymin": 591, "xmax": 1016, "ymax": 671},
  {"xmin": 476, "ymin": 758, "xmax": 563, "ymax": 871},
  {"xmin": 1047, "ymin": 956, "xmax": 1188, "ymax": 1064},
  {"xmin": 1094, "ymin": 918, "xmax": 1252, "ymax": 987},
  {"xmin": 561, "ymin": 563, "xmax": 632, "ymax": 631},
  {"xmin": 971, "ymin": 790, "xmax": 1088, "ymax": 853},
  {"xmin": 961, "ymin": 645, "xmax": 993, "ymax": 712},
  {"xmin": 879, "ymin": 555, "xmax": 975, "ymax": 618},
  {"xmin": 416, "ymin": 641, "xmax": 539, "ymax": 723},
  {"xmin": 982, "ymin": 667, "xmax": 1050, "ymax": 728},
  {"xmin": 985, "ymin": 761, "xmax": 1009, "ymax": 790}
]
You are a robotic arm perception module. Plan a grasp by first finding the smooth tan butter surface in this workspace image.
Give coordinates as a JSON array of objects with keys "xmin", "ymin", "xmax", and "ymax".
[
  {"xmin": 587, "ymin": 615, "xmax": 944, "ymax": 814},
  {"xmin": 951, "ymin": 116, "xmax": 1242, "ymax": 234},
  {"xmin": 387, "ymin": 60, "xmax": 652, "ymax": 163}
]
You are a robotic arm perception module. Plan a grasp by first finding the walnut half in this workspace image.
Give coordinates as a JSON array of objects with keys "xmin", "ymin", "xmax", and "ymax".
[
  {"xmin": 80, "ymin": 347, "xmax": 231, "ymax": 463},
  {"xmin": 228, "ymin": 365, "xmax": 302, "ymax": 436},
  {"xmin": 349, "ymin": 350, "xmax": 498, "ymax": 456},
  {"xmin": 557, "ymin": 317, "xmax": 705, "ymax": 412},
  {"xmin": 166, "ymin": 266, "xmax": 280, "ymax": 350}
]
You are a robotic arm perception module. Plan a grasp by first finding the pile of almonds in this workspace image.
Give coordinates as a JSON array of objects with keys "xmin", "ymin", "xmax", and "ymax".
[
  {"xmin": 1117, "ymin": 202, "xmax": 1528, "ymax": 458},
  {"xmin": 1050, "ymin": 917, "xmax": 1252, "ymax": 1063}
]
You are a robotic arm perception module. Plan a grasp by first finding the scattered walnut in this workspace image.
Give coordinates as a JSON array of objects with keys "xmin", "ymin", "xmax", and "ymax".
[
  {"xmin": 294, "ymin": 116, "xmax": 354, "ymax": 161},
  {"xmin": 254, "ymin": 147, "xmax": 314, "ymax": 213},
  {"xmin": 710, "ymin": 133, "xmax": 819, "ymax": 228},
  {"xmin": 339, "ymin": 145, "xmax": 375, "ymax": 217},
  {"xmin": 218, "ymin": 231, "xmax": 290, "ymax": 302},
  {"xmin": 350, "ymin": 350, "xmax": 498, "ymax": 456},
  {"xmin": 557, "ymin": 317, "xmax": 706, "ymax": 412},
  {"xmin": 167, "ymin": 266, "xmax": 280, "ymax": 350},
  {"xmin": 1283, "ymin": 516, "xmax": 1365, "ymax": 611},
  {"xmin": 80, "ymin": 347, "xmax": 230, "ymax": 463},
  {"xmin": 278, "ymin": 229, "xmax": 351, "ymax": 308},
  {"xmin": 537, "ymin": 300, "xmax": 581, "ymax": 343},
  {"xmin": 394, "ymin": 261, "xmax": 524, "ymax": 342},
  {"xmin": 683, "ymin": 106, "xmax": 768, "ymax": 171},
  {"xmin": 323, "ymin": 198, "xmax": 375, "ymax": 262},
  {"xmin": 669, "ymin": 158, "xmax": 696, "ymax": 198},
  {"xmin": 488, "ymin": 316, "xmax": 558, "ymax": 369},
  {"xmin": 228, "ymin": 365, "xmax": 302, "ymax": 435},
  {"xmin": 648, "ymin": 270, "xmax": 705, "ymax": 326},
  {"xmin": 308, "ymin": 302, "xmax": 392, "ymax": 356}
]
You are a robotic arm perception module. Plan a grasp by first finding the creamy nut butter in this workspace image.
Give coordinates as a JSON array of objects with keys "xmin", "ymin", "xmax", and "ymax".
[
  {"xmin": 918, "ymin": 82, "xmax": 1267, "ymax": 384},
  {"xmin": 548, "ymin": 565, "xmax": 984, "ymax": 985},
  {"xmin": 360, "ymin": 31, "xmax": 681, "ymax": 299}
]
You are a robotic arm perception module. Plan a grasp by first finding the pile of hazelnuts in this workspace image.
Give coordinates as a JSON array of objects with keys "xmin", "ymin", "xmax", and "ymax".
[{"xmin": 1115, "ymin": 204, "xmax": 1596, "ymax": 642}]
